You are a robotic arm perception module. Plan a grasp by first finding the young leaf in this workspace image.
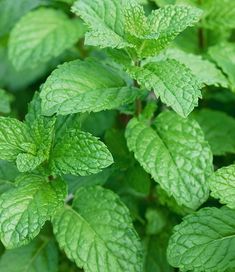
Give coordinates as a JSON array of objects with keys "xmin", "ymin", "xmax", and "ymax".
[
  {"xmin": 8, "ymin": 8, "xmax": 84, "ymax": 70},
  {"xmin": 128, "ymin": 59, "xmax": 202, "ymax": 117},
  {"xmin": 50, "ymin": 129, "xmax": 113, "ymax": 176},
  {"xmin": 194, "ymin": 109, "xmax": 235, "ymax": 156},
  {"xmin": 125, "ymin": 111, "xmax": 213, "ymax": 209},
  {"xmin": 0, "ymin": 238, "xmax": 58, "ymax": 272},
  {"xmin": 53, "ymin": 186, "xmax": 143, "ymax": 272},
  {"xmin": 209, "ymin": 165, "xmax": 235, "ymax": 209},
  {"xmin": 163, "ymin": 48, "xmax": 228, "ymax": 87},
  {"xmin": 40, "ymin": 59, "xmax": 141, "ymax": 116},
  {"xmin": 0, "ymin": 117, "xmax": 32, "ymax": 161},
  {"xmin": 72, "ymin": 0, "xmax": 132, "ymax": 49},
  {"xmin": 125, "ymin": 4, "xmax": 203, "ymax": 57},
  {"xmin": 0, "ymin": 174, "xmax": 67, "ymax": 248},
  {"xmin": 209, "ymin": 42, "xmax": 235, "ymax": 91},
  {"xmin": 19, "ymin": 92, "xmax": 56, "ymax": 172},
  {"xmin": 167, "ymin": 207, "xmax": 235, "ymax": 272}
]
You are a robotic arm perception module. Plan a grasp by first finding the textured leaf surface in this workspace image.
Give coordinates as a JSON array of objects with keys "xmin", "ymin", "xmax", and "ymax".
[
  {"xmin": 194, "ymin": 109, "xmax": 235, "ymax": 155},
  {"xmin": 209, "ymin": 165, "xmax": 235, "ymax": 209},
  {"xmin": 72, "ymin": 0, "xmax": 201, "ymax": 57},
  {"xmin": 163, "ymin": 48, "xmax": 228, "ymax": 87},
  {"xmin": 53, "ymin": 186, "xmax": 143, "ymax": 272},
  {"xmin": 9, "ymin": 8, "xmax": 84, "ymax": 70},
  {"xmin": 50, "ymin": 129, "xmax": 113, "ymax": 176},
  {"xmin": 0, "ymin": 238, "xmax": 58, "ymax": 272},
  {"xmin": 19, "ymin": 92, "xmax": 56, "ymax": 172},
  {"xmin": 0, "ymin": 117, "xmax": 32, "ymax": 161},
  {"xmin": 126, "ymin": 4, "xmax": 202, "ymax": 57},
  {"xmin": 167, "ymin": 207, "xmax": 235, "ymax": 272},
  {"xmin": 128, "ymin": 59, "xmax": 202, "ymax": 117},
  {"xmin": 72, "ymin": 0, "xmax": 132, "ymax": 49},
  {"xmin": 209, "ymin": 42, "xmax": 235, "ymax": 91},
  {"xmin": 0, "ymin": 174, "xmax": 67, "ymax": 248},
  {"xmin": 125, "ymin": 111, "xmax": 213, "ymax": 209},
  {"xmin": 40, "ymin": 59, "xmax": 140, "ymax": 115}
]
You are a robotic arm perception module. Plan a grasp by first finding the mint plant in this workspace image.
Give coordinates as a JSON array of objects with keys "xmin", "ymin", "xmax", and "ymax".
[{"xmin": 0, "ymin": 0, "xmax": 235, "ymax": 271}]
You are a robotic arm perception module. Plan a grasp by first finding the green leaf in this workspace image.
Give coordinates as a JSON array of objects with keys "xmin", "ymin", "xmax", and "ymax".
[
  {"xmin": 53, "ymin": 186, "xmax": 143, "ymax": 272},
  {"xmin": 209, "ymin": 165, "xmax": 235, "ymax": 209},
  {"xmin": 163, "ymin": 48, "xmax": 228, "ymax": 87},
  {"xmin": 0, "ymin": 0, "xmax": 43, "ymax": 37},
  {"xmin": 19, "ymin": 92, "xmax": 56, "ymax": 172},
  {"xmin": 0, "ymin": 117, "xmax": 32, "ymax": 161},
  {"xmin": 194, "ymin": 109, "xmax": 235, "ymax": 156},
  {"xmin": 128, "ymin": 59, "xmax": 202, "ymax": 117},
  {"xmin": 72, "ymin": 0, "xmax": 201, "ymax": 57},
  {"xmin": 0, "ymin": 174, "xmax": 67, "ymax": 248},
  {"xmin": 50, "ymin": 129, "xmax": 113, "ymax": 176},
  {"xmin": 72, "ymin": 0, "xmax": 132, "ymax": 49},
  {"xmin": 125, "ymin": 111, "xmax": 213, "ymax": 209},
  {"xmin": 208, "ymin": 42, "xmax": 235, "ymax": 91},
  {"xmin": 167, "ymin": 207, "xmax": 235, "ymax": 272},
  {"xmin": 40, "ymin": 59, "xmax": 140, "ymax": 116},
  {"xmin": 0, "ymin": 89, "xmax": 13, "ymax": 114},
  {"xmin": 125, "ymin": 4, "xmax": 203, "ymax": 57},
  {"xmin": 0, "ymin": 238, "xmax": 58, "ymax": 272},
  {"xmin": 8, "ymin": 8, "xmax": 84, "ymax": 70}
]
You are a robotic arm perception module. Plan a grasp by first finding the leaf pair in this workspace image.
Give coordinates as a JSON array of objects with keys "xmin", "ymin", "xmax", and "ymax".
[
  {"xmin": 0, "ymin": 93, "xmax": 113, "ymax": 176},
  {"xmin": 72, "ymin": 0, "xmax": 202, "ymax": 58},
  {"xmin": 0, "ymin": 181, "xmax": 143, "ymax": 272}
]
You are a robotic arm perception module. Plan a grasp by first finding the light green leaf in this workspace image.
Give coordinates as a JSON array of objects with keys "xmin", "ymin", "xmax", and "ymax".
[
  {"xmin": 163, "ymin": 48, "xmax": 228, "ymax": 87},
  {"xmin": 167, "ymin": 207, "xmax": 235, "ymax": 272},
  {"xmin": 0, "ymin": 238, "xmax": 58, "ymax": 272},
  {"xmin": 0, "ymin": 117, "xmax": 32, "ymax": 161},
  {"xmin": 128, "ymin": 59, "xmax": 202, "ymax": 117},
  {"xmin": 0, "ymin": 174, "xmax": 67, "ymax": 248},
  {"xmin": 209, "ymin": 165, "xmax": 235, "ymax": 209},
  {"xmin": 72, "ymin": 0, "xmax": 201, "ymax": 57},
  {"xmin": 9, "ymin": 8, "xmax": 84, "ymax": 70},
  {"xmin": 40, "ymin": 59, "xmax": 140, "ymax": 115},
  {"xmin": 209, "ymin": 42, "xmax": 235, "ymax": 91},
  {"xmin": 72, "ymin": 0, "xmax": 133, "ymax": 49},
  {"xmin": 125, "ymin": 111, "xmax": 213, "ymax": 209},
  {"xmin": 194, "ymin": 109, "xmax": 235, "ymax": 156},
  {"xmin": 125, "ymin": 4, "xmax": 202, "ymax": 57},
  {"xmin": 53, "ymin": 186, "xmax": 143, "ymax": 272},
  {"xmin": 20, "ymin": 93, "xmax": 56, "ymax": 172},
  {"xmin": 50, "ymin": 129, "xmax": 113, "ymax": 176}
]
